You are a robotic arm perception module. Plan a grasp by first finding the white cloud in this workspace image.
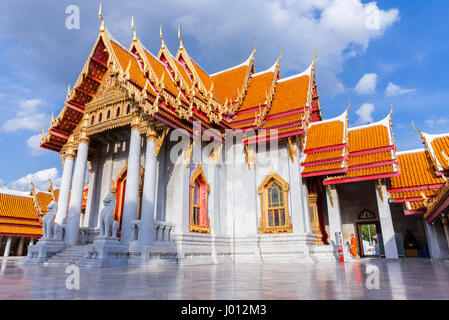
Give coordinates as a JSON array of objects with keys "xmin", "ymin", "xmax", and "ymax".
[
  {"xmin": 145, "ymin": 0, "xmax": 399, "ymax": 96},
  {"xmin": 2, "ymin": 98, "xmax": 50, "ymax": 132},
  {"xmin": 354, "ymin": 73, "xmax": 378, "ymax": 94},
  {"xmin": 425, "ymin": 116, "xmax": 449, "ymax": 128},
  {"xmin": 7, "ymin": 167, "xmax": 61, "ymax": 191},
  {"xmin": 27, "ymin": 133, "xmax": 48, "ymax": 156},
  {"xmin": 0, "ymin": 178, "xmax": 4, "ymax": 188},
  {"xmin": 355, "ymin": 103, "xmax": 375, "ymax": 125},
  {"xmin": 384, "ymin": 82, "xmax": 416, "ymax": 97}
]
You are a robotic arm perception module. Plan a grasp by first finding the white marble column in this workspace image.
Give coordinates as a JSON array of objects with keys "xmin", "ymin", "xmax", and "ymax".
[
  {"xmin": 83, "ymin": 158, "xmax": 98, "ymax": 228},
  {"xmin": 55, "ymin": 148, "xmax": 75, "ymax": 225},
  {"xmin": 121, "ymin": 115, "xmax": 142, "ymax": 243},
  {"xmin": 442, "ymin": 216, "xmax": 449, "ymax": 250},
  {"xmin": 16, "ymin": 237, "xmax": 25, "ymax": 256},
  {"xmin": 375, "ymin": 180, "xmax": 398, "ymax": 259},
  {"xmin": 424, "ymin": 218, "xmax": 449, "ymax": 259},
  {"xmin": 3, "ymin": 236, "xmax": 12, "ymax": 257},
  {"xmin": 139, "ymin": 127, "xmax": 158, "ymax": 245},
  {"xmin": 65, "ymin": 138, "xmax": 89, "ymax": 245},
  {"xmin": 326, "ymin": 184, "xmax": 343, "ymax": 246},
  {"xmin": 288, "ymin": 150, "xmax": 309, "ymax": 234}
]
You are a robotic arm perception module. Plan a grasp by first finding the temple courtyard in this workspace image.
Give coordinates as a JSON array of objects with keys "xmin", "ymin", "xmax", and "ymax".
[{"xmin": 0, "ymin": 258, "xmax": 448, "ymax": 299}]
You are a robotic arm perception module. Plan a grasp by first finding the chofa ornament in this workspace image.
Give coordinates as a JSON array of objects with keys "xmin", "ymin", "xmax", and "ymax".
[{"xmin": 99, "ymin": 193, "xmax": 119, "ymax": 238}]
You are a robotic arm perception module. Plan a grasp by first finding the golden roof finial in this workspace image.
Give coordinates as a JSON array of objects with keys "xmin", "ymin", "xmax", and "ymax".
[
  {"xmin": 389, "ymin": 103, "xmax": 393, "ymax": 116},
  {"xmin": 346, "ymin": 98, "xmax": 350, "ymax": 111},
  {"xmin": 178, "ymin": 25, "xmax": 184, "ymax": 51},
  {"xmin": 253, "ymin": 39, "xmax": 257, "ymax": 53},
  {"xmin": 41, "ymin": 128, "xmax": 45, "ymax": 140},
  {"xmin": 98, "ymin": 2, "xmax": 105, "ymax": 32},
  {"xmin": 313, "ymin": 46, "xmax": 317, "ymax": 64},
  {"xmin": 131, "ymin": 16, "xmax": 137, "ymax": 42},
  {"xmin": 51, "ymin": 112, "xmax": 54, "ymax": 123},
  {"xmin": 160, "ymin": 25, "xmax": 166, "ymax": 49},
  {"xmin": 67, "ymin": 84, "xmax": 71, "ymax": 98}
]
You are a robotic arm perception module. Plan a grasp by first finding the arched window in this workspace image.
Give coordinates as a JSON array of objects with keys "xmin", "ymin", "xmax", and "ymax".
[
  {"xmin": 106, "ymin": 109, "xmax": 111, "ymax": 120},
  {"xmin": 126, "ymin": 104, "xmax": 131, "ymax": 114},
  {"xmin": 90, "ymin": 115, "xmax": 95, "ymax": 125},
  {"xmin": 189, "ymin": 164, "xmax": 210, "ymax": 233},
  {"xmin": 258, "ymin": 170, "xmax": 292, "ymax": 234},
  {"xmin": 98, "ymin": 112, "xmax": 103, "ymax": 122},
  {"xmin": 116, "ymin": 107, "xmax": 121, "ymax": 117}
]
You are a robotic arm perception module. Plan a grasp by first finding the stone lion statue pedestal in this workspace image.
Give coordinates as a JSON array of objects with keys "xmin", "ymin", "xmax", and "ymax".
[
  {"xmin": 80, "ymin": 194, "xmax": 129, "ymax": 267},
  {"xmin": 22, "ymin": 201, "xmax": 66, "ymax": 264}
]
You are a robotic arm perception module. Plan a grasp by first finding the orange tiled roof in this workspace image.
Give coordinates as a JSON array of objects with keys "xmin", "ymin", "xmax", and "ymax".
[
  {"xmin": 269, "ymin": 75, "xmax": 310, "ymax": 115},
  {"xmin": 349, "ymin": 125, "xmax": 391, "ymax": 152},
  {"xmin": 305, "ymin": 120, "xmax": 345, "ymax": 151},
  {"xmin": 421, "ymin": 132, "xmax": 449, "ymax": 171},
  {"xmin": 323, "ymin": 114, "xmax": 399, "ymax": 184},
  {"xmin": 190, "ymin": 59, "xmax": 213, "ymax": 91},
  {"xmin": 303, "ymin": 148, "xmax": 345, "ymax": 164},
  {"xmin": 389, "ymin": 188, "xmax": 440, "ymax": 200},
  {"xmin": 110, "ymin": 41, "xmax": 147, "ymax": 90},
  {"xmin": 211, "ymin": 66, "xmax": 249, "ymax": 103},
  {"xmin": 389, "ymin": 151, "xmax": 444, "ymax": 190},
  {"xmin": 144, "ymin": 50, "xmax": 180, "ymax": 98},
  {"xmin": 300, "ymin": 112, "xmax": 347, "ymax": 177},
  {"xmin": 0, "ymin": 191, "xmax": 43, "ymax": 237},
  {"xmin": 238, "ymin": 71, "xmax": 274, "ymax": 111},
  {"xmin": 431, "ymin": 136, "xmax": 449, "ymax": 170}
]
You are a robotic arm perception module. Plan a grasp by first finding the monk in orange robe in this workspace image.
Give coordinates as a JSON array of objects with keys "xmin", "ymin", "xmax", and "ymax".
[{"xmin": 350, "ymin": 234, "xmax": 358, "ymax": 258}]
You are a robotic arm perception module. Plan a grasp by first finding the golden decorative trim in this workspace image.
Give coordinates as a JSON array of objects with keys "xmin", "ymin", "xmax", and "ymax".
[
  {"xmin": 287, "ymin": 136, "xmax": 298, "ymax": 163},
  {"xmin": 184, "ymin": 141, "xmax": 194, "ymax": 168},
  {"xmin": 244, "ymin": 144, "xmax": 256, "ymax": 169},
  {"xmin": 154, "ymin": 127, "xmax": 170, "ymax": 157},
  {"xmin": 257, "ymin": 170, "xmax": 292, "ymax": 234},
  {"xmin": 378, "ymin": 179, "xmax": 384, "ymax": 202},
  {"xmin": 327, "ymin": 185, "xmax": 334, "ymax": 208}
]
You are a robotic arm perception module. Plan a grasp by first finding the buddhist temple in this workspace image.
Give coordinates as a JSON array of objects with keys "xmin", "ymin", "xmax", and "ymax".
[{"xmin": 13, "ymin": 6, "xmax": 447, "ymax": 266}]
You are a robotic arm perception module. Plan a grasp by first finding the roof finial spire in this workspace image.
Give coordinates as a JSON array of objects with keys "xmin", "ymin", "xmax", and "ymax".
[
  {"xmin": 98, "ymin": 2, "xmax": 105, "ymax": 32},
  {"xmin": 389, "ymin": 103, "xmax": 393, "ymax": 116},
  {"xmin": 131, "ymin": 16, "xmax": 137, "ymax": 42},
  {"xmin": 346, "ymin": 98, "xmax": 350, "ymax": 111},
  {"xmin": 412, "ymin": 120, "xmax": 425, "ymax": 140},
  {"xmin": 276, "ymin": 45, "xmax": 282, "ymax": 67},
  {"xmin": 160, "ymin": 25, "xmax": 166, "ymax": 49},
  {"xmin": 253, "ymin": 38, "xmax": 257, "ymax": 53},
  {"xmin": 313, "ymin": 46, "xmax": 317, "ymax": 64},
  {"xmin": 178, "ymin": 25, "xmax": 184, "ymax": 51}
]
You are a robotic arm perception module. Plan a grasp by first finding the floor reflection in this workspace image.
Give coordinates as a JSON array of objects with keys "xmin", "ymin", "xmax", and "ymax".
[{"xmin": 0, "ymin": 258, "xmax": 448, "ymax": 299}]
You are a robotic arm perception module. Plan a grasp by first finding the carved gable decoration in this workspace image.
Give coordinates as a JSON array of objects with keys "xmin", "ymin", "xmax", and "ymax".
[
  {"xmin": 86, "ymin": 68, "xmax": 128, "ymax": 112},
  {"xmin": 358, "ymin": 209, "xmax": 376, "ymax": 220}
]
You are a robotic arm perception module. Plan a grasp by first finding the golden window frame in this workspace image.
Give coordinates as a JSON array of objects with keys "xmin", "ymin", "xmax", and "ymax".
[
  {"xmin": 257, "ymin": 171, "xmax": 292, "ymax": 234},
  {"xmin": 189, "ymin": 164, "xmax": 211, "ymax": 234}
]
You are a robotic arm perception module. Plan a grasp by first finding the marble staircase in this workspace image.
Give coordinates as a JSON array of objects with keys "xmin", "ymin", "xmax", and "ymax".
[{"xmin": 44, "ymin": 245, "xmax": 87, "ymax": 265}]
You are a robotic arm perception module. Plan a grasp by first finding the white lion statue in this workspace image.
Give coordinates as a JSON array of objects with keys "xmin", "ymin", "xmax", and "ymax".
[
  {"xmin": 99, "ymin": 193, "xmax": 119, "ymax": 238},
  {"xmin": 42, "ymin": 201, "xmax": 61, "ymax": 240}
]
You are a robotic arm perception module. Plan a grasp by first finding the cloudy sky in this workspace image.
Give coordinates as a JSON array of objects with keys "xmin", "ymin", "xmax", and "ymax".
[{"xmin": 0, "ymin": 0, "xmax": 448, "ymax": 190}]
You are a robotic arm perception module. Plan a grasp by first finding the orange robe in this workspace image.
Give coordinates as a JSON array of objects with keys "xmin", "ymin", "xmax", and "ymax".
[{"xmin": 350, "ymin": 236, "xmax": 357, "ymax": 257}]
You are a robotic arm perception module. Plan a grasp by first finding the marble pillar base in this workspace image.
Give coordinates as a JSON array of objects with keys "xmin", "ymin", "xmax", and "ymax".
[
  {"xmin": 80, "ymin": 238, "xmax": 129, "ymax": 267},
  {"xmin": 21, "ymin": 239, "xmax": 66, "ymax": 264}
]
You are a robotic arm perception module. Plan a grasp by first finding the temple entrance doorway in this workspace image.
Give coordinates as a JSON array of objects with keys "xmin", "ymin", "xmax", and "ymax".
[
  {"xmin": 111, "ymin": 163, "xmax": 144, "ymax": 239},
  {"xmin": 355, "ymin": 210, "xmax": 384, "ymax": 257}
]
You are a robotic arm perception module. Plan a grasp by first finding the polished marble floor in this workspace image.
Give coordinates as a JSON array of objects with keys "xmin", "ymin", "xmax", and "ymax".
[{"xmin": 0, "ymin": 257, "xmax": 448, "ymax": 299}]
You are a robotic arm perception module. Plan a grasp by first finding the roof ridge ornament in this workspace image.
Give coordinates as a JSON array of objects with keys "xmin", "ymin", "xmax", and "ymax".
[
  {"xmin": 346, "ymin": 98, "xmax": 350, "ymax": 111},
  {"xmin": 160, "ymin": 25, "xmax": 166, "ymax": 50},
  {"xmin": 98, "ymin": 2, "xmax": 105, "ymax": 32},
  {"xmin": 178, "ymin": 25, "xmax": 184, "ymax": 51},
  {"xmin": 131, "ymin": 16, "xmax": 137, "ymax": 42}
]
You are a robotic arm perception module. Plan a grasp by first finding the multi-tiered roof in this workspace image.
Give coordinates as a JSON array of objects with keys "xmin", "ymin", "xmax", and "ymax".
[{"xmin": 41, "ymin": 9, "xmax": 322, "ymax": 153}]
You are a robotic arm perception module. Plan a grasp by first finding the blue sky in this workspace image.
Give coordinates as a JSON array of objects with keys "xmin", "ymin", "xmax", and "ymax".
[{"xmin": 0, "ymin": 0, "xmax": 448, "ymax": 190}]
